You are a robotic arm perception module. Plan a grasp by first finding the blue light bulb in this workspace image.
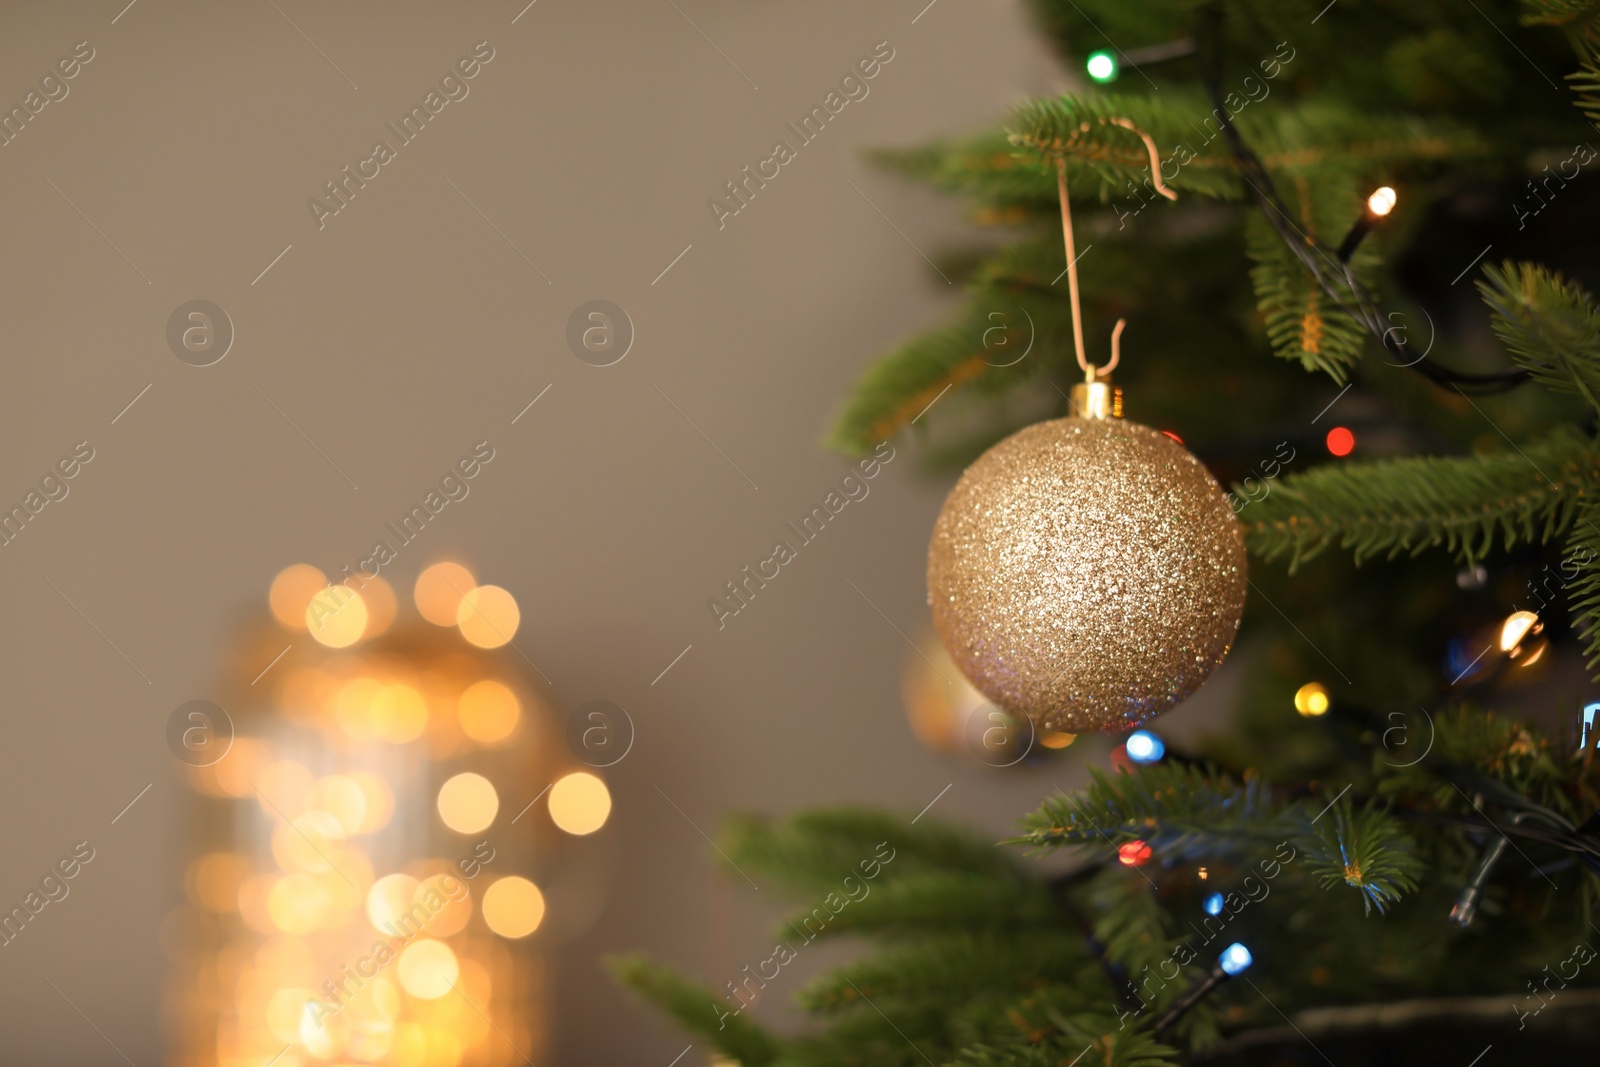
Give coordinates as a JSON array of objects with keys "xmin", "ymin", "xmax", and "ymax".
[
  {"xmin": 1203, "ymin": 892, "xmax": 1224, "ymax": 917},
  {"xmin": 1219, "ymin": 942, "xmax": 1253, "ymax": 976},
  {"xmin": 1125, "ymin": 730, "xmax": 1165, "ymax": 763}
]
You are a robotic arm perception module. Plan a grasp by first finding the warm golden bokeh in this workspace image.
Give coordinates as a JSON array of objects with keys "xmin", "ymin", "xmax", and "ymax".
[
  {"xmin": 482, "ymin": 876, "xmax": 545, "ymax": 939},
  {"xmin": 549, "ymin": 772, "xmax": 611, "ymax": 836},
  {"xmin": 372, "ymin": 683, "xmax": 429, "ymax": 744},
  {"xmin": 178, "ymin": 560, "xmax": 561, "ymax": 1066},
  {"xmin": 416, "ymin": 874, "xmax": 473, "ymax": 937},
  {"xmin": 436, "ymin": 773, "xmax": 499, "ymax": 834},
  {"xmin": 306, "ymin": 585, "xmax": 369, "ymax": 649},
  {"xmin": 1294, "ymin": 681, "xmax": 1330, "ymax": 717},
  {"xmin": 457, "ymin": 679, "xmax": 520, "ymax": 744},
  {"xmin": 415, "ymin": 562, "xmax": 477, "ymax": 626},
  {"xmin": 307, "ymin": 775, "xmax": 368, "ymax": 837},
  {"xmin": 397, "ymin": 940, "xmax": 459, "ymax": 999},
  {"xmin": 360, "ymin": 575, "xmax": 400, "ymax": 637},
  {"xmin": 368, "ymin": 873, "xmax": 421, "ymax": 933},
  {"xmin": 455, "ymin": 585, "xmax": 520, "ymax": 649},
  {"xmin": 269, "ymin": 564, "xmax": 327, "ymax": 630}
]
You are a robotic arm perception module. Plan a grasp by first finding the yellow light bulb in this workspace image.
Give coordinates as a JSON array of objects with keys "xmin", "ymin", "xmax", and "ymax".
[{"xmin": 1367, "ymin": 186, "xmax": 1397, "ymax": 216}]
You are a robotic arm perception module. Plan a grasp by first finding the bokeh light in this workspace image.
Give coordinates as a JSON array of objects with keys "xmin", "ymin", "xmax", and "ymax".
[
  {"xmin": 482, "ymin": 876, "xmax": 545, "ymax": 939},
  {"xmin": 1499, "ymin": 610, "xmax": 1540, "ymax": 652},
  {"xmin": 1367, "ymin": 186, "xmax": 1397, "ymax": 216},
  {"xmin": 549, "ymin": 772, "xmax": 611, "ymax": 836},
  {"xmin": 308, "ymin": 775, "xmax": 368, "ymax": 837},
  {"xmin": 1220, "ymin": 942, "xmax": 1254, "ymax": 976},
  {"xmin": 1117, "ymin": 840, "xmax": 1152, "ymax": 867},
  {"xmin": 1086, "ymin": 50, "xmax": 1117, "ymax": 82},
  {"xmin": 373, "ymin": 683, "xmax": 429, "ymax": 744},
  {"xmin": 269, "ymin": 564, "xmax": 326, "ymax": 630},
  {"xmin": 360, "ymin": 576, "xmax": 399, "ymax": 637},
  {"xmin": 397, "ymin": 940, "xmax": 459, "ymax": 999},
  {"xmin": 1325, "ymin": 426, "xmax": 1355, "ymax": 457},
  {"xmin": 437, "ymin": 773, "xmax": 499, "ymax": 834},
  {"xmin": 306, "ymin": 585, "xmax": 368, "ymax": 649},
  {"xmin": 1125, "ymin": 729, "xmax": 1165, "ymax": 763},
  {"xmin": 456, "ymin": 585, "xmax": 520, "ymax": 649},
  {"xmin": 416, "ymin": 873, "xmax": 473, "ymax": 937},
  {"xmin": 368, "ymin": 873, "xmax": 421, "ymax": 932},
  {"xmin": 1294, "ymin": 682, "xmax": 1330, "ymax": 717},
  {"xmin": 1038, "ymin": 729, "xmax": 1075, "ymax": 750},
  {"xmin": 415, "ymin": 562, "xmax": 476, "ymax": 626},
  {"xmin": 457, "ymin": 680, "xmax": 520, "ymax": 744}
]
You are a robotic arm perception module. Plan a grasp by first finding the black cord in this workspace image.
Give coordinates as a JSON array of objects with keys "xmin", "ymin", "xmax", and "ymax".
[{"xmin": 1194, "ymin": 4, "xmax": 1530, "ymax": 396}]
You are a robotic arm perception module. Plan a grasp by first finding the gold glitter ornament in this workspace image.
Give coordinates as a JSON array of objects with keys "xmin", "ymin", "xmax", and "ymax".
[{"xmin": 927, "ymin": 380, "xmax": 1246, "ymax": 733}]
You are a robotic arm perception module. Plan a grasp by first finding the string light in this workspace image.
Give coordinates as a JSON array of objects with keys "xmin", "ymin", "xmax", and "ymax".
[
  {"xmin": 1152, "ymin": 940, "xmax": 1255, "ymax": 1035},
  {"xmin": 1117, "ymin": 840, "xmax": 1153, "ymax": 867},
  {"xmin": 1294, "ymin": 682, "xmax": 1330, "ymax": 717},
  {"xmin": 1086, "ymin": 51, "xmax": 1117, "ymax": 82},
  {"xmin": 1498, "ymin": 610, "xmax": 1540, "ymax": 652},
  {"xmin": 1325, "ymin": 426, "xmax": 1355, "ymax": 457},
  {"xmin": 1203, "ymin": 892, "xmax": 1224, "ymax": 916},
  {"xmin": 1219, "ymin": 942, "xmax": 1254, "ymax": 976},
  {"xmin": 1337, "ymin": 186, "xmax": 1399, "ymax": 261},
  {"xmin": 1125, "ymin": 729, "xmax": 1165, "ymax": 763}
]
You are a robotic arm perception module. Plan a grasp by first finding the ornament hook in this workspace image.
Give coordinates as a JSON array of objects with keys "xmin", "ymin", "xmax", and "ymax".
[{"xmin": 1053, "ymin": 118, "xmax": 1173, "ymax": 382}]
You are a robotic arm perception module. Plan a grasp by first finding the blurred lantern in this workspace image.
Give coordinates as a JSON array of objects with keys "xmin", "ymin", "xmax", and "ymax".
[{"xmin": 168, "ymin": 560, "xmax": 606, "ymax": 1066}]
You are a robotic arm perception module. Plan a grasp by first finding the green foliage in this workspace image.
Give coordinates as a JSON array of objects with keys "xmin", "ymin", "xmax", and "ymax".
[
  {"xmin": 626, "ymin": 0, "xmax": 1600, "ymax": 1062},
  {"xmin": 1300, "ymin": 797, "xmax": 1424, "ymax": 914},
  {"xmin": 1480, "ymin": 261, "xmax": 1600, "ymax": 411},
  {"xmin": 609, "ymin": 954, "xmax": 780, "ymax": 1066},
  {"xmin": 1561, "ymin": 497, "xmax": 1600, "ymax": 668},
  {"xmin": 1242, "ymin": 428, "xmax": 1598, "ymax": 569}
]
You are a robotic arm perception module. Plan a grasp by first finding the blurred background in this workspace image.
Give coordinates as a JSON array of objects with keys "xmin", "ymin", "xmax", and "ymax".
[{"xmin": 0, "ymin": 1, "xmax": 1260, "ymax": 1063}]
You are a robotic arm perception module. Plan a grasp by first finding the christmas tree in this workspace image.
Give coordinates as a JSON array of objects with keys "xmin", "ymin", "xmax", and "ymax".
[{"xmin": 616, "ymin": 1, "xmax": 1600, "ymax": 1062}]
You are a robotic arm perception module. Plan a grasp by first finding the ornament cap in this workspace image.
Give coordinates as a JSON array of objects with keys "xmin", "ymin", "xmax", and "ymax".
[{"xmin": 1069, "ymin": 380, "xmax": 1122, "ymax": 420}]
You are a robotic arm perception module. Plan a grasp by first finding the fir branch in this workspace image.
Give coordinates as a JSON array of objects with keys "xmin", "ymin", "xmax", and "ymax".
[
  {"xmin": 722, "ymin": 808, "xmax": 1028, "ymax": 892},
  {"xmin": 1480, "ymin": 261, "xmax": 1600, "ymax": 412},
  {"xmin": 1012, "ymin": 765, "xmax": 1292, "ymax": 853},
  {"xmin": 1242, "ymin": 428, "xmax": 1599, "ymax": 570},
  {"xmin": 1300, "ymin": 798, "xmax": 1423, "ymax": 914},
  {"xmin": 795, "ymin": 932, "xmax": 1088, "ymax": 1015},
  {"xmin": 777, "ymin": 872, "xmax": 1058, "ymax": 942},
  {"xmin": 1245, "ymin": 212, "xmax": 1369, "ymax": 380},
  {"xmin": 609, "ymin": 954, "xmax": 780, "ymax": 1065},
  {"xmin": 1563, "ymin": 497, "xmax": 1600, "ymax": 670},
  {"xmin": 947, "ymin": 995, "xmax": 1182, "ymax": 1067}
]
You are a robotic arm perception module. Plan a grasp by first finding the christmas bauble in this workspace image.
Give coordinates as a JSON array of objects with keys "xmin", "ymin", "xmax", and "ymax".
[{"xmin": 927, "ymin": 409, "xmax": 1246, "ymax": 733}]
